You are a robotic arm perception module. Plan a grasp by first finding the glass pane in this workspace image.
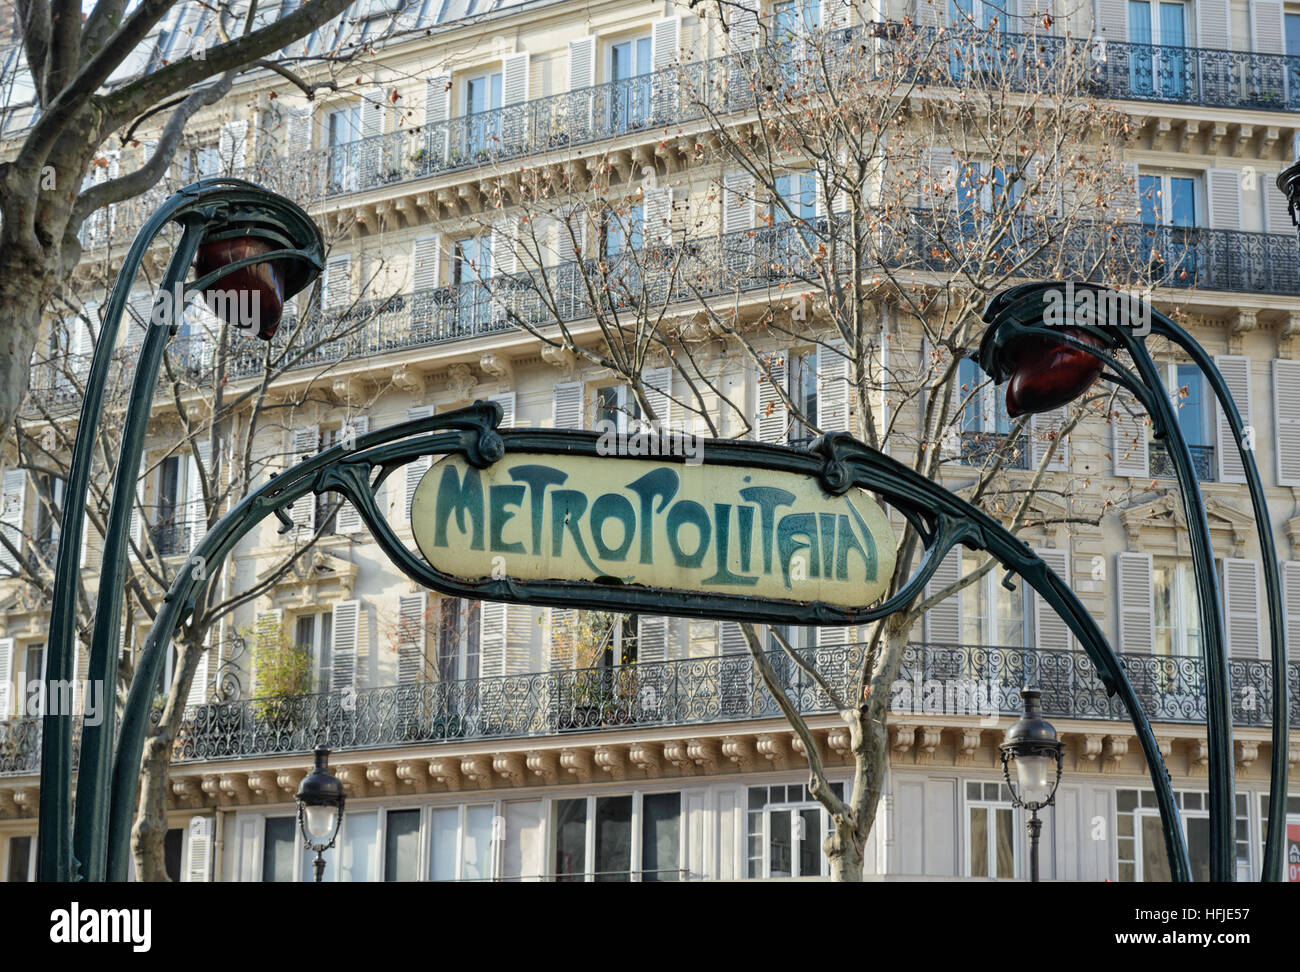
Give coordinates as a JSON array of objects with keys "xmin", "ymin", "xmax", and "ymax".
[
  {"xmin": 263, "ymin": 817, "xmax": 297, "ymax": 883},
  {"xmin": 970, "ymin": 807, "xmax": 989, "ymax": 877},
  {"xmin": 429, "ymin": 807, "xmax": 458, "ymax": 880},
  {"xmin": 1167, "ymin": 177, "xmax": 1196, "ymax": 227},
  {"xmin": 994, "ymin": 808, "xmax": 1015, "ymax": 878},
  {"xmin": 594, "ymin": 795, "xmax": 633, "ymax": 881},
  {"xmin": 340, "ymin": 811, "xmax": 378, "ymax": 882},
  {"xmin": 1141, "ymin": 814, "xmax": 1174, "ymax": 881},
  {"xmin": 164, "ymin": 827, "xmax": 184, "ymax": 882},
  {"xmin": 384, "ymin": 809, "xmax": 421, "ymax": 882},
  {"xmin": 642, "ymin": 792, "xmax": 681, "ymax": 882},
  {"xmin": 798, "ymin": 808, "xmax": 820, "ymax": 877},
  {"xmin": 554, "ymin": 798, "xmax": 587, "ymax": 881},
  {"xmin": 503, "ymin": 801, "xmax": 543, "ymax": 881},
  {"xmin": 462, "ymin": 805, "xmax": 493, "ymax": 881},
  {"xmin": 6, "ymin": 836, "xmax": 32, "ymax": 882},
  {"xmin": 1186, "ymin": 815, "xmax": 1211, "ymax": 882},
  {"xmin": 1158, "ymin": 2, "xmax": 1185, "ymax": 46},
  {"xmin": 770, "ymin": 812, "xmax": 793, "ymax": 877}
]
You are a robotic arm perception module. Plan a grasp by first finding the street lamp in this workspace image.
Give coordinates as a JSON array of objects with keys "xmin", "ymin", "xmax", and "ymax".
[
  {"xmin": 1000, "ymin": 688, "xmax": 1064, "ymax": 883},
  {"xmin": 38, "ymin": 178, "xmax": 324, "ymax": 882},
  {"xmin": 978, "ymin": 280, "xmax": 1290, "ymax": 882},
  {"xmin": 296, "ymin": 748, "xmax": 345, "ymax": 883}
]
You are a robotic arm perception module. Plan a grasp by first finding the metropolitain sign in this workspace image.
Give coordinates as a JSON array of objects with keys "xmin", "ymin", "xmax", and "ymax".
[{"xmin": 411, "ymin": 453, "xmax": 897, "ymax": 610}]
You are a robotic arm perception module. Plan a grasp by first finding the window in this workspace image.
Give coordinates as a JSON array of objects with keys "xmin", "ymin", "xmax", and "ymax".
[
  {"xmin": 948, "ymin": 0, "xmax": 1008, "ymax": 80},
  {"xmin": 1128, "ymin": 1, "xmax": 1187, "ymax": 99},
  {"xmin": 1259, "ymin": 792, "xmax": 1300, "ymax": 881},
  {"xmin": 1118, "ymin": 789, "xmax": 1250, "ymax": 881},
  {"xmin": 33, "ymin": 474, "xmax": 64, "ymax": 557},
  {"xmin": 153, "ymin": 455, "xmax": 183, "ymax": 556},
  {"xmin": 955, "ymin": 356, "xmax": 1023, "ymax": 468},
  {"xmin": 452, "ymin": 235, "xmax": 492, "ymax": 329},
  {"xmin": 463, "ymin": 70, "xmax": 502, "ymax": 156},
  {"xmin": 746, "ymin": 782, "xmax": 844, "ymax": 878},
  {"xmin": 1137, "ymin": 172, "xmax": 1198, "ymax": 279},
  {"xmin": 294, "ymin": 611, "xmax": 334, "ymax": 693},
  {"xmin": 327, "ymin": 105, "xmax": 362, "ymax": 192},
  {"xmin": 23, "ymin": 644, "xmax": 45, "ymax": 693},
  {"xmin": 262, "ymin": 817, "xmax": 298, "ymax": 882},
  {"xmin": 1150, "ymin": 363, "xmax": 1215, "ymax": 480},
  {"xmin": 430, "ymin": 804, "xmax": 494, "ymax": 880},
  {"xmin": 959, "ymin": 549, "xmax": 1030, "ymax": 650},
  {"xmin": 553, "ymin": 792, "xmax": 681, "ymax": 881},
  {"xmin": 436, "ymin": 597, "xmax": 480, "ymax": 682},
  {"xmin": 787, "ymin": 350, "xmax": 818, "ymax": 443},
  {"xmin": 315, "ymin": 426, "xmax": 343, "ymax": 531},
  {"xmin": 1153, "ymin": 559, "xmax": 1201, "ymax": 658},
  {"xmin": 6, "ymin": 835, "xmax": 34, "ymax": 882},
  {"xmin": 596, "ymin": 383, "xmax": 642, "ymax": 434},
  {"xmin": 384, "ymin": 808, "xmax": 421, "ymax": 881},
  {"xmin": 600, "ymin": 203, "xmax": 644, "ymax": 257},
  {"xmin": 965, "ymin": 781, "xmax": 1018, "ymax": 878},
  {"xmin": 339, "ymin": 810, "xmax": 379, "ymax": 881},
  {"xmin": 608, "ymin": 36, "xmax": 652, "ymax": 132}
]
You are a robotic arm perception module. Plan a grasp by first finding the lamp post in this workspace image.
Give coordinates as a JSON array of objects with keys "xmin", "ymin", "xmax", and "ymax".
[
  {"xmin": 37, "ymin": 178, "xmax": 323, "ymax": 882},
  {"xmin": 296, "ymin": 748, "xmax": 345, "ymax": 883},
  {"xmin": 1000, "ymin": 688, "xmax": 1064, "ymax": 883},
  {"xmin": 978, "ymin": 281, "xmax": 1289, "ymax": 882}
]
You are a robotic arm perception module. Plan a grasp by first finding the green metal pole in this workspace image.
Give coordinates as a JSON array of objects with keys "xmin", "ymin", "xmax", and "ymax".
[{"xmin": 71, "ymin": 218, "xmax": 206, "ymax": 883}]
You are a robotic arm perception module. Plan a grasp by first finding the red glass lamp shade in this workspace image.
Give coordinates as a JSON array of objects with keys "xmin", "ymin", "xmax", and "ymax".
[
  {"xmin": 194, "ymin": 234, "xmax": 287, "ymax": 340},
  {"xmin": 1003, "ymin": 327, "xmax": 1104, "ymax": 417}
]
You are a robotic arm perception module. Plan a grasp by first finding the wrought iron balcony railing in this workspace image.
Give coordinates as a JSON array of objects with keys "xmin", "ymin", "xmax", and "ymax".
[
  {"xmin": 4, "ymin": 642, "xmax": 1294, "ymax": 775},
  {"xmin": 958, "ymin": 430, "xmax": 1030, "ymax": 470},
  {"xmin": 1149, "ymin": 441, "xmax": 1216, "ymax": 481}
]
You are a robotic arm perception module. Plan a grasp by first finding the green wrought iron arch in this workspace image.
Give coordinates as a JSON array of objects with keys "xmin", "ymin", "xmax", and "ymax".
[{"xmin": 106, "ymin": 401, "xmax": 1193, "ymax": 880}]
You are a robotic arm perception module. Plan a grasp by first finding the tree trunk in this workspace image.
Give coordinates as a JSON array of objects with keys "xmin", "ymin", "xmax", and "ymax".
[
  {"xmin": 131, "ymin": 633, "xmax": 205, "ymax": 880},
  {"xmin": 825, "ymin": 812, "xmax": 864, "ymax": 882},
  {"xmin": 0, "ymin": 242, "xmax": 56, "ymax": 448}
]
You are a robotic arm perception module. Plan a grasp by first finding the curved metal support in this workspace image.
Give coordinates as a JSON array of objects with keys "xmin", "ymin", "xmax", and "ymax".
[{"xmin": 108, "ymin": 404, "xmax": 1191, "ymax": 880}]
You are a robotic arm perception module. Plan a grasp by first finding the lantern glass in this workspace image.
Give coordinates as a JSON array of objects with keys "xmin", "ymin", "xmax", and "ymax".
[
  {"xmin": 1014, "ymin": 753, "xmax": 1055, "ymax": 806},
  {"xmin": 303, "ymin": 804, "xmax": 338, "ymax": 842}
]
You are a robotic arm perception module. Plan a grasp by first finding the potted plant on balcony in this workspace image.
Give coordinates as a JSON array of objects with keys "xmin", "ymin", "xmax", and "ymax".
[{"xmin": 248, "ymin": 623, "xmax": 313, "ymax": 737}]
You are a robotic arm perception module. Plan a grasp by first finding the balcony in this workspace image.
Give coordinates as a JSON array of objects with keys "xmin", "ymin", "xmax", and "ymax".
[
  {"xmin": 3, "ymin": 643, "xmax": 1293, "ymax": 775},
  {"xmin": 1149, "ymin": 441, "xmax": 1216, "ymax": 481},
  {"xmin": 958, "ymin": 430, "xmax": 1030, "ymax": 470}
]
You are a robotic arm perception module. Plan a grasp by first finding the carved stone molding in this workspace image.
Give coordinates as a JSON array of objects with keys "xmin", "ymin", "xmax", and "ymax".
[
  {"xmin": 955, "ymin": 728, "xmax": 983, "ymax": 766},
  {"xmin": 687, "ymin": 737, "xmax": 720, "ymax": 772},
  {"xmin": 428, "ymin": 756, "xmax": 462, "ymax": 791},
  {"xmin": 722, "ymin": 735, "xmax": 756, "ymax": 772},
  {"xmin": 526, "ymin": 750, "xmax": 559, "ymax": 784},
  {"xmin": 335, "ymin": 764, "xmax": 368, "ymax": 796},
  {"xmin": 756, "ymin": 733, "xmax": 789, "ymax": 766},
  {"xmin": 200, "ymin": 774, "xmax": 222, "ymax": 801},
  {"xmin": 891, "ymin": 724, "xmax": 916, "ymax": 755},
  {"xmin": 540, "ymin": 344, "xmax": 576, "ymax": 378},
  {"xmin": 392, "ymin": 362, "xmax": 426, "ymax": 396},
  {"xmin": 460, "ymin": 755, "xmax": 493, "ymax": 788},
  {"xmin": 628, "ymin": 742, "xmax": 662, "ymax": 775},
  {"xmin": 246, "ymin": 770, "xmax": 281, "ymax": 802},
  {"xmin": 492, "ymin": 753, "xmax": 526, "ymax": 787},
  {"xmin": 914, "ymin": 726, "xmax": 943, "ymax": 765},
  {"xmin": 277, "ymin": 769, "xmax": 306, "ymax": 798},
  {"xmin": 594, "ymin": 745, "xmax": 628, "ymax": 779},
  {"xmin": 1188, "ymin": 739, "xmax": 1211, "ymax": 777},
  {"xmin": 826, "ymin": 728, "xmax": 852, "ymax": 760},
  {"xmin": 445, "ymin": 362, "xmax": 477, "ymax": 402},
  {"xmin": 219, "ymin": 774, "xmax": 252, "ymax": 804},
  {"xmin": 395, "ymin": 760, "xmax": 430, "ymax": 788},
  {"xmin": 479, "ymin": 352, "xmax": 514, "ymax": 384},
  {"xmin": 1102, "ymin": 735, "xmax": 1129, "ymax": 773},
  {"xmin": 171, "ymin": 778, "xmax": 203, "ymax": 808},
  {"xmin": 1234, "ymin": 740, "xmax": 1259, "ymax": 770},
  {"xmin": 12, "ymin": 788, "xmax": 37, "ymax": 813},
  {"xmin": 0, "ymin": 790, "xmax": 18, "ymax": 817},
  {"xmin": 663, "ymin": 740, "xmax": 694, "ymax": 771},
  {"xmin": 560, "ymin": 748, "xmax": 593, "ymax": 781}
]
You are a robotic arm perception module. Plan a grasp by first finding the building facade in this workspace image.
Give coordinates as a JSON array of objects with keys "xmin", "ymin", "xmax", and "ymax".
[{"xmin": 0, "ymin": 0, "xmax": 1298, "ymax": 881}]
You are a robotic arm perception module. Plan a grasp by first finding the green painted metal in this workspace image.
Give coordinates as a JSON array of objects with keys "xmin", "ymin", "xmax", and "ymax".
[
  {"xmin": 980, "ymin": 280, "xmax": 1288, "ymax": 882},
  {"xmin": 106, "ymin": 401, "xmax": 1193, "ymax": 880},
  {"xmin": 38, "ymin": 178, "xmax": 323, "ymax": 882}
]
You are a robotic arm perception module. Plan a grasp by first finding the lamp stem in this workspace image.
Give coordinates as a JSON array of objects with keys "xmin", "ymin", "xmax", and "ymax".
[
  {"xmin": 314, "ymin": 850, "xmax": 326, "ymax": 883},
  {"xmin": 1028, "ymin": 809, "xmax": 1042, "ymax": 883}
]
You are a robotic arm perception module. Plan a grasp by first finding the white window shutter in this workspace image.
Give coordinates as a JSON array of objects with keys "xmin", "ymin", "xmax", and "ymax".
[
  {"xmin": 557, "ymin": 210, "xmax": 587, "ymax": 263},
  {"xmin": 407, "ymin": 404, "xmax": 436, "ymax": 422},
  {"xmin": 550, "ymin": 608, "xmax": 577, "ymax": 669},
  {"xmin": 505, "ymin": 604, "xmax": 532, "ymax": 675},
  {"xmin": 915, "ymin": 0, "xmax": 943, "ymax": 28},
  {"xmin": 643, "ymin": 186, "xmax": 674, "ymax": 246},
  {"xmin": 922, "ymin": 148, "xmax": 956, "ymax": 207},
  {"xmin": 568, "ymin": 37, "xmax": 596, "ymax": 89},
  {"xmin": 127, "ymin": 290, "xmax": 154, "ymax": 345},
  {"xmin": 335, "ymin": 416, "xmax": 370, "ymax": 533},
  {"xmin": 502, "ymin": 52, "xmax": 530, "ymax": 104},
  {"xmin": 186, "ymin": 817, "xmax": 213, "ymax": 883},
  {"xmin": 287, "ymin": 105, "xmax": 314, "ymax": 152},
  {"xmin": 1032, "ymin": 548, "xmax": 1072, "ymax": 652},
  {"xmin": 1264, "ymin": 171, "xmax": 1294, "ymax": 234},
  {"xmin": 80, "ymin": 512, "xmax": 92, "ymax": 569},
  {"xmin": 493, "ymin": 219, "xmax": 518, "ymax": 276},
  {"xmin": 218, "ymin": 120, "xmax": 248, "ymax": 172},
  {"xmin": 922, "ymin": 549, "xmax": 962, "ymax": 644},
  {"xmin": 252, "ymin": 610, "xmax": 283, "ymax": 697},
  {"xmin": 553, "ymin": 381, "xmax": 584, "ymax": 429},
  {"xmin": 757, "ymin": 353, "xmax": 789, "ymax": 444},
  {"xmin": 235, "ymin": 814, "xmax": 264, "ymax": 882},
  {"xmin": 722, "ymin": 173, "xmax": 754, "ymax": 235},
  {"xmin": 186, "ymin": 440, "xmax": 212, "ymax": 554},
  {"xmin": 331, "ymin": 600, "xmax": 361, "ymax": 692},
  {"xmin": 1122, "ymin": 162, "xmax": 1141, "ymax": 219},
  {"xmin": 637, "ymin": 616, "xmax": 668, "ymax": 663},
  {"xmin": 650, "ymin": 17, "xmax": 681, "ymax": 69},
  {"xmin": 412, "ymin": 235, "xmax": 442, "ymax": 291},
  {"xmin": 1030, "ymin": 407, "xmax": 1069, "ymax": 471},
  {"xmin": 1096, "ymin": 0, "xmax": 1128, "ymax": 38},
  {"xmin": 720, "ymin": 621, "xmax": 747, "ymax": 654},
  {"xmin": 820, "ymin": 0, "xmax": 852, "ymax": 29},
  {"xmin": 1214, "ymin": 354, "xmax": 1251, "ymax": 484},
  {"xmin": 186, "ymin": 633, "xmax": 210, "ymax": 708},
  {"xmin": 815, "ymin": 625, "xmax": 850, "ymax": 647},
  {"xmin": 0, "ymin": 470, "xmax": 25, "ymax": 575},
  {"xmin": 1196, "ymin": 0, "xmax": 1230, "ymax": 49},
  {"xmin": 1115, "ymin": 552, "xmax": 1154, "ymax": 653},
  {"xmin": 1252, "ymin": 0, "xmax": 1284, "ymax": 53},
  {"xmin": 479, "ymin": 601, "xmax": 507, "ymax": 676},
  {"xmin": 1222, "ymin": 558, "xmax": 1262, "ymax": 659},
  {"xmin": 1283, "ymin": 561, "xmax": 1300, "ymax": 655},
  {"xmin": 728, "ymin": 1, "xmax": 760, "ymax": 50},
  {"xmin": 1274, "ymin": 359, "xmax": 1300, "ymax": 486},
  {"xmin": 1205, "ymin": 169, "xmax": 1242, "ymax": 230},
  {"xmin": 323, "ymin": 254, "xmax": 352, "ymax": 310},
  {"xmin": 290, "ymin": 427, "xmax": 319, "ymax": 534},
  {"xmin": 398, "ymin": 592, "xmax": 427, "ymax": 684},
  {"xmin": 489, "ymin": 392, "xmax": 516, "ymax": 426},
  {"xmin": 643, "ymin": 367, "xmax": 674, "ymax": 430},
  {"xmin": 405, "ymin": 456, "xmax": 432, "ymax": 522},
  {"xmin": 1111, "ymin": 390, "xmax": 1149, "ymax": 477},
  {"xmin": 424, "ymin": 73, "xmax": 451, "ymax": 162},
  {"xmin": 817, "ymin": 342, "xmax": 850, "ymax": 434},
  {"xmin": 0, "ymin": 637, "xmax": 13, "ymax": 719}
]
